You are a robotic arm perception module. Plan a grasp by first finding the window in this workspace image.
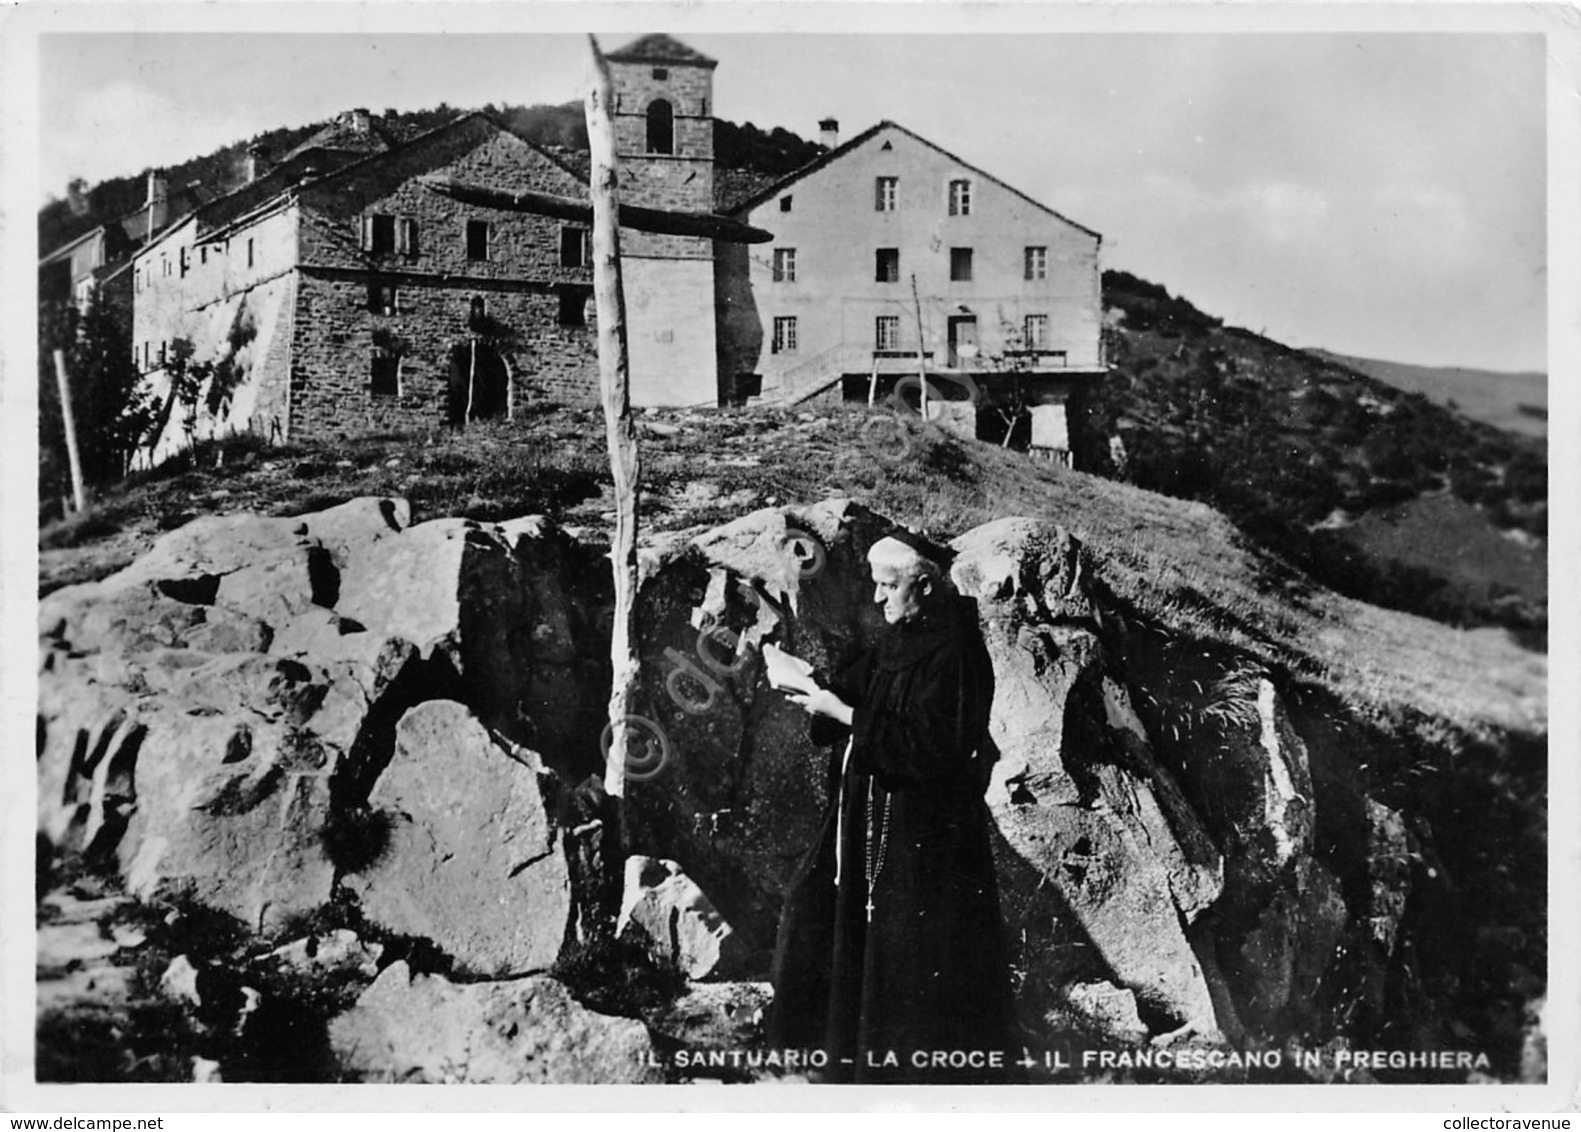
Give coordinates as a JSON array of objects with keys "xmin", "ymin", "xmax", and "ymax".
[
  {"xmin": 1025, "ymin": 246, "xmax": 1048, "ymax": 280},
  {"xmin": 875, "ymin": 176, "xmax": 898, "ymax": 212},
  {"xmin": 652, "ymin": 67, "xmax": 668, "ymax": 80},
  {"xmin": 363, "ymin": 214, "xmax": 396, "ymax": 254},
  {"xmin": 135, "ymin": 268, "xmax": 143, "ymax": 294},
  {"xmin": 646, "ymin": 99, "xmax": 675, "ymax": 155},
  {"xmin": 949, "ymin": 179, "xmax": 972, "ymax": 216},
  {"xmin": 398, "ymin": 218, "xmax": 420, "ymax": 259},
  {"xmin": 162, "ymin": 255, "xmax": 170, "ymax": 277},
  {"xmin": 179, "ymin": 247, "xmax": 189, "ymax": 277},
  {"xmin": 560, "ymin": 226, "xmax": 591, "ymax": 268},
  {"xmin": 875, "ymin": 316, "xmax": 900, "ymax": 352},
  {"xmin": 773, "ymin": 248, "xmax": 797, "ymax": 283},
  {"xmin": 200, "ymin": 246, "xmax": 208, "ymax": 265},
  {"xmin": 875, "ymin": 248, "xmax": 900, "ymax": 283},
  {"xmin": 950, "ymin": 247, "xmax": 974, "ymax": 282},
  {"xmin": 246, "ymin": 238, "xmax": 255, "ymax": 268},
  {"xmin": 466, "ymin": 219, "xmax": 490, "ymax": 261},
  {"xmin": 1024, "ymin": 314, "xmax": 1049, "ymax": 349},
  {"xmin": 780, "ymin": 195, "xmax": 793, "ymax": 212},
  {"xmin": 159, "ymin": 341, "xmax": 167, "ymax": 366},
  {"xmin": 558, "ymin": 287, "xmax": 589, "ymax": 327},
  {"xmin": 370, "ymin": 350, "xmax": 400, "ymax": 397},
  {"xmin": 772, "ymin": 316, "xmax": 798, "ymax": 354},
  {"xmin": 368, "ymin": 278, "xmax": 397, "ymax": 315}
]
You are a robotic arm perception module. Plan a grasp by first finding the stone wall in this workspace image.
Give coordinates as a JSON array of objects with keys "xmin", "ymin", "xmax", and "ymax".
[
  {"xmin": 285, "ymin": 120, "xmax": 606, "ymax": 436},
  {"xmin": 132, "ymin": 116, "xmax": 608, "ymax": 458},
  {"xmin": 288, "ymin": 273, "xmax": 598, "ymax": 441},
  {"xmin": 296, "ymin": 119, "xmax": 596, "ymax": 285}
]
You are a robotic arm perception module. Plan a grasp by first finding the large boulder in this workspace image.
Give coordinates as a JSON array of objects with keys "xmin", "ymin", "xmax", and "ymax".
[
  {"xmin": 616, "ymin": 856, "xmax": 746, "ymax": 980},
  {"xmin": 952, "ymin": 517, "xmax": 1224, "ymax": 1034},
  {"xmin": 332, "ymin": 514, "xmax": 607, "ymax": 757},
  {"xmin": 328, "ymin": 961, "xmax": 660, "ymax": 1084},
  {"xmin": 340, "ymin": 700, "xmax": 571, "ymax": 977},
  {"xmin": 35, "ymin": 498, "xmax": 600, "ymax": 936},
  {"xmin": 38, "ymin": 629, "xmax": 356, "ymax": 930}
]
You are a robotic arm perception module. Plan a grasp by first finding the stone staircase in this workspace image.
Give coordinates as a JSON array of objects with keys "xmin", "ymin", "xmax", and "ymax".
[{"xmin": 762, "ymin": 343, "xmax": 874, "ymax": 406}]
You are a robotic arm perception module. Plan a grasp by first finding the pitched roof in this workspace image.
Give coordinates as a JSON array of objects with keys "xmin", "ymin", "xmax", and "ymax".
[
  {"xmin": 159, "ymin": 112, "xmax": 591, "ymax": 249},
  {"xmin": 726, "ymin": 119, "xmax": 1102, "ymax": 241},
  {"xmin": 37, "ymin": 224, "xmax": 107, "ymax": 267},
  {"xmin": 279, "ymin": 110, "xmax": 395, "ymax": 163},
  {"xmin": 606, "ymin": 34, "xmax": 717, "ymax": 69},
  {"xmin": 714, "ymin": 167, "xmax": 784, "ymax": 214}
]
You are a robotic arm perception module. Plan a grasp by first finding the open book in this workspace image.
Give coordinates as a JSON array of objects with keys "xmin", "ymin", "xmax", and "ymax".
[{"xmin": 762, "ymin": 642, "xmax": 821, "ymax": 696}]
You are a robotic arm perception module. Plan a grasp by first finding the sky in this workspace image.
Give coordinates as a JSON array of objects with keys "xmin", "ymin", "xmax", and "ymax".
[{"xmin": 28, "ymin": 11, "xmax": 1555, "ymax": 374}]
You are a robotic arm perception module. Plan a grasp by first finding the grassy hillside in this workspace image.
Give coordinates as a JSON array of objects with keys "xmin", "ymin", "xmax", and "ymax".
[
  {"xmin": 1085, "ymin": 273, "xmax": 1546, "ymax": 638},
  {"xmin": 1306, "ymin": 349, "xmax": 1547, "ymax": 440},
  {"xmin": 39, "ymin": 405, "xmax": 1544, "ymax": 752}
]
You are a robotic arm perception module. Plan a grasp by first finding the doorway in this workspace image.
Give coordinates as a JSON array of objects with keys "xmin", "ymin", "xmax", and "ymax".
[
  {"xmin": 947, "ymin": 315, "xmax": 978, "ymax": 368},
  {"xmin": 447, "ymin": 340, "xmax": 509, "ymax": 424}
]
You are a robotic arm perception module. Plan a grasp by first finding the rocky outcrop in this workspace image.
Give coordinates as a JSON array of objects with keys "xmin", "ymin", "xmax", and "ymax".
[
  {"xmin": 37, "ymin": 494, "xmax": 1536, "ymax": 1076},
  {"xmin": 623, "ymin": 503, "xmax": 1239, "ymax": 1034},
  {"xmin": 340, "ymin": 700, "xmax": 571, "ymax": 977},
  {"xmin": 621, "ymin": 501, "xmax": 891, "ymax": 944},
  {"xmin": 328, "ymin": 961, "xmax": 659, "ymax": 1084},
  {"xmin": 952, "ymin": 517, "xmax": 1224, "ymax": 1033},
  {"xmin": 616, "ymin": 855, "xmax": 745, "ymax": 980},
  {"xmin": 36, "ymin": 498, "xmax": 602, "ymax": 935}
]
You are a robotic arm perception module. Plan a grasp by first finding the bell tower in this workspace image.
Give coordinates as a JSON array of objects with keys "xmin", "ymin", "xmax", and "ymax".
[{"xmin": 604, "ymin": 34, "xmax": 720, "ymax": 407}]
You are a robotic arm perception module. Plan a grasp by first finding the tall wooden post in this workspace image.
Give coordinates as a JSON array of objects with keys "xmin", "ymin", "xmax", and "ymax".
[
  {"xmin": 52, "ymin": 349, "xmax": 88, "ymax": 514},
  {"xmin": 910, "ymin": 275, "xmax": 928, "ymax": 422},
  {"xmin": 586, "ymin": 35, "xmax": 640, "ymax": 802},
  {"xmin": 466, "ymin": 338, "xmax": 477, "ymax": 423}
]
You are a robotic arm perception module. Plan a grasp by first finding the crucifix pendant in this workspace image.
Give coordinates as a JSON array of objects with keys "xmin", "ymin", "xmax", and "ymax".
[{"xmin": 865, "ymin": 895, "xmax": 875, "ymax": 922}]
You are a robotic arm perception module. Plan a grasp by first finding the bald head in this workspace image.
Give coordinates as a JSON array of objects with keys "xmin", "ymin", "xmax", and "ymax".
[{"xmin": 868, "ymin": 536, "xmax": 943, "ymax": 624}]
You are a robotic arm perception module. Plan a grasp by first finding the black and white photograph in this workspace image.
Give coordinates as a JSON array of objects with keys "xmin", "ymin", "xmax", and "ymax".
[{"xmin": 2, "ymin": 0, "xmax": 1575, "ymax": 1116}]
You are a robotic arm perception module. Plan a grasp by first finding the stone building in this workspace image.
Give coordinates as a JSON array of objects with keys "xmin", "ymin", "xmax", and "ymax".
[
  {"xmin": 131, "ymin": 111, "xmax": 601, "ymax": 464},
  {"xmin": 126, "ymin": 33, "xmax": 1104, "ymax": 463},
  {"xmin": 718, "ymin": 120, "xmax": 1105, "ymax": 458}
]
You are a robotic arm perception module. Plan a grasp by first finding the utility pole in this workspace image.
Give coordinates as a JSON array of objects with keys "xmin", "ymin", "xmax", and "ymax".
[{"xmin": 585, "ymin": 35, "xmax": 640, "ymax": 804}]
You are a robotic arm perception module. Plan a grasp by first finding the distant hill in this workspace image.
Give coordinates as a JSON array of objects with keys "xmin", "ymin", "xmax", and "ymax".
[
  {"xmin": 1305, "ymin": 349, "xmax": 1547, "ymax": 442},
  {"xmin": 1085, "ymin": 272, "xmax": 1546, "ymax": 638}
]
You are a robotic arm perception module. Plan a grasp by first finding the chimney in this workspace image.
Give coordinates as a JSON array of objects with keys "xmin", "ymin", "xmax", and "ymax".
[
  {"xmin": 350, "ymin": 107, "xmax": 371, "ymax": 134},
  {"xmin": 66, "ymin": 177, "xmax": 89, "ymax": 217},
  {"xmin": 819, "ymin": 117, "xmax": 840, "ymax": 150},
  {"xmin": 246, "ymin": 143, "xmax": 271, "ymax": 184},
  {"xmin": 145, "ymin": 169, "xmax": 168, "ymax": 240}
]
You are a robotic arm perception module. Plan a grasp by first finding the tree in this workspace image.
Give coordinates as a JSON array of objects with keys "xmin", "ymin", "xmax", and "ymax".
[
  {"xmin": 164, "ymin": 337, "xmax": 214, "ymax": 457},
  {"xmin": 39, "ymin": 290, "xmax": 155, "ymax": 497}
]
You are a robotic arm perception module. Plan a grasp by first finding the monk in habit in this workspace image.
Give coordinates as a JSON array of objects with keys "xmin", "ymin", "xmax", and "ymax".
[{"xmin": 768, "ymin": 529, "xmax": 1016, "ymax": 1083}]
